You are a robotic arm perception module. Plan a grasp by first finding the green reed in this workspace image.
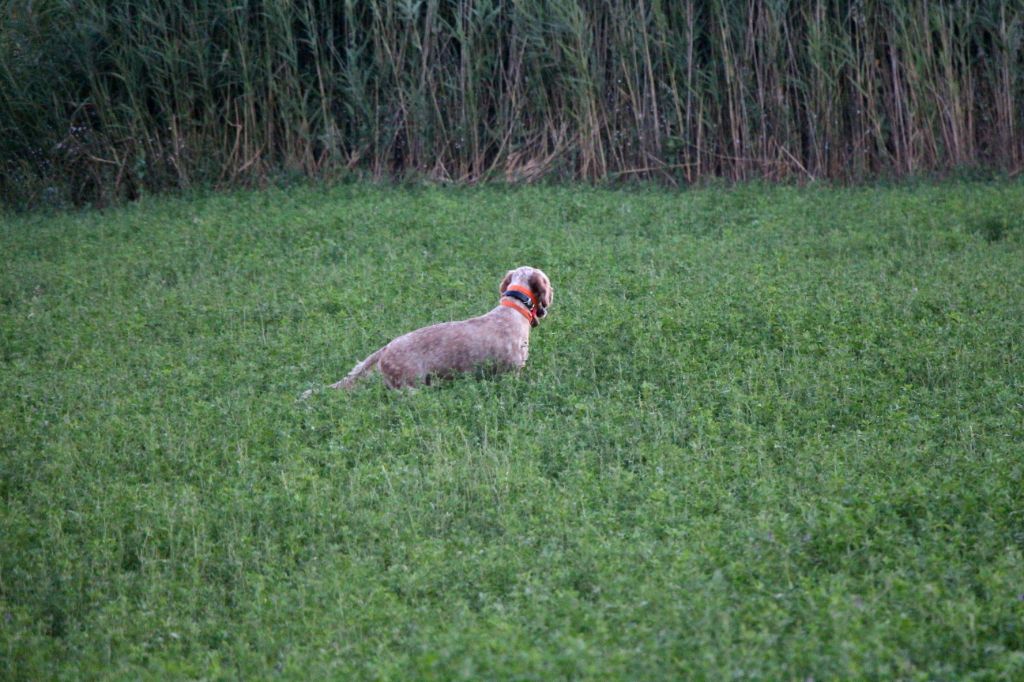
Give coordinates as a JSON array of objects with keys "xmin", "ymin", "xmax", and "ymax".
[{"xmin": 1, "ymin": 0, "xmax": 1022, "ymax": 207}]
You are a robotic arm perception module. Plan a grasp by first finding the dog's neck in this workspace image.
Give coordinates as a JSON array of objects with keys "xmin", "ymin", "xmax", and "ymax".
[{"xmin": 500, "ymin": 285, "xmax": 538, "ymax": 327}]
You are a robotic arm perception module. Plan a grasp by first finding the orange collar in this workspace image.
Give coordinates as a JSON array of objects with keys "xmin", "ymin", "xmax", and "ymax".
[
  {"xmin": 504, "ymin": 284, "xmax": 537, "ymax": 308},
  {"xmin": 501, "ymin": 297, "xmax": 536, "ymax": 325},
  {"xmin": 500, "ymin": 285, "xmax": 539, "ymax": 326}
]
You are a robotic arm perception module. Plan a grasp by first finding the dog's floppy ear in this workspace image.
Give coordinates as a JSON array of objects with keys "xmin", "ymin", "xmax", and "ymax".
[
  {"xmin": 499, "ymin": 270, "xmax": 513, "ymax": 295},
  {"xmin": 528, "ymin": 271, "xmax": 553, "ymax": 314}
]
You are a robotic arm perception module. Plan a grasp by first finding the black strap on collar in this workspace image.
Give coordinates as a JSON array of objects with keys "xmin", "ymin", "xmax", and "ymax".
[{"xmin": 502, "ymin": 289, "xmax": 534, "ymax": 309}]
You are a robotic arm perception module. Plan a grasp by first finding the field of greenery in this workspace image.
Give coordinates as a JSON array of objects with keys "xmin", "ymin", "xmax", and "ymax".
[{"xmin": 2, "ymin": 181, "xmax": 1023, "ymax": 679}]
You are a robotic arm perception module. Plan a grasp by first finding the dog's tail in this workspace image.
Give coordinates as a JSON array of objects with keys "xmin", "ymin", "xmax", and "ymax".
[{"xmin": 330, "ymin": 346, "xmax": 385, "ymax": 390}]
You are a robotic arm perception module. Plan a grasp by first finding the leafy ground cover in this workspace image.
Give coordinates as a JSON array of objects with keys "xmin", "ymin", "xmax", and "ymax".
[{"xmin": 2, "ymin": 182, "xmax": 1023, "ymax": 679}]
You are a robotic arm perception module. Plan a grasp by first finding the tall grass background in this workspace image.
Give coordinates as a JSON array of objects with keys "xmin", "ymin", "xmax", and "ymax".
[{"xmin": 2, "ymin": 0, "xmax": 1023, "ymax": 207}]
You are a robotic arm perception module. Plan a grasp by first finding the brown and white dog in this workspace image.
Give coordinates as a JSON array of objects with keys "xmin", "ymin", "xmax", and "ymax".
[{"xmin": 324, "ymin": 266, "xmax": 552, "ymax": 390}]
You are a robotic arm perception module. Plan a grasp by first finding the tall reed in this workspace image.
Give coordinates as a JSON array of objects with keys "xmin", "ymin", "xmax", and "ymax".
[{"xmin": 2, "ymin": 0, "xmax": 1022, "ymax": 206}]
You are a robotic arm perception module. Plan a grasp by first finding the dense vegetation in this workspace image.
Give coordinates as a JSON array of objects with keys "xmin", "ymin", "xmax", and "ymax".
[
  {"xmin": 3, "ymin": 1, "xmax": 1023, "ymax": 207},
  {"xmin": 2, "ymin": 181, "xmax": 1022, "ymax": 678}
]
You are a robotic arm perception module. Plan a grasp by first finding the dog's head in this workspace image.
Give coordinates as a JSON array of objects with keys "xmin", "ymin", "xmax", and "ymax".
[{"xmin": 499, "ymin": 266, "xmax": 553, "ymax": 324}]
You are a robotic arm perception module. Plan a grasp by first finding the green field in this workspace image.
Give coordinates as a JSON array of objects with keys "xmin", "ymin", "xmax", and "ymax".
[{"xmin": 2, "ymin": 182, "xmax": 1023, "ymax": 679}]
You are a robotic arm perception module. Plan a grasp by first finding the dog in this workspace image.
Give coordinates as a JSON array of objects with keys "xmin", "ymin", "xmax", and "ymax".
[{"xmin": 322, "ymin": 266, "xmax": 552, "ymax": 390}]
